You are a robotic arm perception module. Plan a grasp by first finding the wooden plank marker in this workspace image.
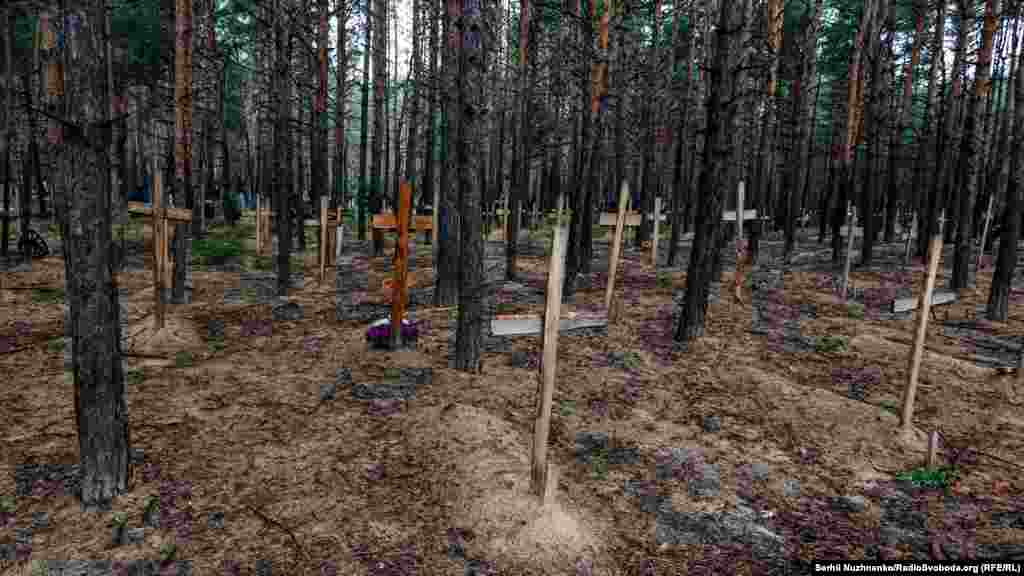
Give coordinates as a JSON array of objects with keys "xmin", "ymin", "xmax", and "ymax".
[
  {"xmin": 391, "ymin": 182, "xmax": 412, "ymax": 349},
  {"xmin": 531, "ymin": 193, "xmax": 568, "ymax": 505},
  {"xmin": 900, "ymin": 211, "xmax": 945, "ymax": 433},
  {"xmin": 904, "ymin": 211, "xmax": 917, "ymax": 265},
  {"xmin": 926, "ymin": 430, "xmax": 940, "ymax": 470},
  {"xmin": 320, "ymin": 196, "xmax": 329, "ymax": 283},
  {"xmin": 256, "ymin": 195, "xmax": 262, "ymax": 255},
  {"xmin": 605, "ymin": 181, "xmax": 631, "ymax": 321},
  {"xmin": 840, "ymin": 202, "xmax": 856, "ymax": 301},
  {"xmin": 977, "ymin": 194, "xmax": 994, "ymax": 272},
  {"xmin": 651, "ymin": 197, "xmax": 661, "ymax": 268},
  {"xmin": 734, "ymin": 181, "xmax": 745, "ymax": 303},
  {"xmin": 153, "ymin": 170, "xmax": 165, "ymax": 330}
]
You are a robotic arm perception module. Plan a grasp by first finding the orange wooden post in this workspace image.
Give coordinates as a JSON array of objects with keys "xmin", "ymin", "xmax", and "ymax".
[
  {"xmin": 153, "ymin": 169, "xmax": 165, "ymax": 329},
  {"xmin": 391, "ymin": 182, "xmax": 412, "ymax": 348},
  {"xmin": 320, "ymin": 196, "xmax": 329, "ymax": 282}
]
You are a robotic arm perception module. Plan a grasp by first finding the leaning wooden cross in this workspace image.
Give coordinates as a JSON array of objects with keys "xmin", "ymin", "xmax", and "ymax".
[
  {"xmin": 390, "ymin": 183, "xmax": 413, "ymax": 349},
  {"xmin": 531, "ymin": 194, "xmax": 569, "ymax": 504},
  {"xmin": 900, "ymin": 211, "xmax": 945, "ymax": 435}
]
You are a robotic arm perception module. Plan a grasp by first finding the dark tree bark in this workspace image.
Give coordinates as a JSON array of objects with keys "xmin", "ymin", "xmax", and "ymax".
[
  {"xmin": 1, "ymin": 5, "xmax": 10, "ymax": 258},
  {"xmin": 986, "ymin": 39, "xmax": 1024, "ymax": 321},
  {"xmin": 675, "ymin": 0, "xmax": 749, "ymax": 342},
  {"xmin": 454, "ymin": 0, "xmax": 489, "ymax": 373},
  {"xmin": 274, "ymin": 3, "xmax": 293, "ymax": 297},
  {"xmin": 435, "ymin": 0, "xmax": 461, "ymax": 306},
  {"xmin": 67, "ymin": 0, "xmax": 131, "ymax": 511},
  {"xmin": 952, "ymin": 0, "xmax": 999, "ymax": 292}
]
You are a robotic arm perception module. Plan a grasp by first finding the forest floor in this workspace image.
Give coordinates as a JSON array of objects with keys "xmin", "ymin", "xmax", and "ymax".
[{"xmin": 1, "ymin": 216, "xmax": 1023, "ymax": 575}]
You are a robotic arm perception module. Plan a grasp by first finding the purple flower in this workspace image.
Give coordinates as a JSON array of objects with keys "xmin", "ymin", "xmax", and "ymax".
[
  {"xmin": 575, "ymin": 558, "xmax": 593, "ymax": 576},
  {"xmin": 14, "ymin": 321, "xmax": 31, "ymax": 337},
  {"xmin": 143, "ymin": 463, "xmax": 161, "ymax": 482},
  {"xmin": 591, "ymin": 399, "xmax": 609, "ymax": 418},
  {"xmin": 305, "ymin": 336, "xmax": 322, "ymax": 353},
  {"xmin": 367, "ymin": 463, "xmax": 384, "ymax": 481},
  {"xmin": 320, "ymin": 561, "xmax": 338, "ymax": 576},
  {"xmin": 0, "ymin": 336, "xmax": 14, "ymax": 353},
  {"xmin": 223, "ymin": 560, "xmax": 241, "ymax": 576}
]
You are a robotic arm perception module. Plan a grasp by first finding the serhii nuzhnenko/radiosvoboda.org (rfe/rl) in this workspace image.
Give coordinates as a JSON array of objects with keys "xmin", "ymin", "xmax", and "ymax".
[{"xmin": 815, "ymin": 562, "xmax": 1023, "ymax": 574}]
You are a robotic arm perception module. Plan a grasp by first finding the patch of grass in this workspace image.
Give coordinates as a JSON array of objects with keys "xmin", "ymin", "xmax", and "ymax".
[
  {"xmin": 591, "ymin": 447, "xmax": 609, "ymax": 480},
  {"xmin": 384, "ymin": 367, "xmax": 401, "ymax": 381},
  {"xmin": 622, "ymin": 351, "xmax": 642, "ymax": 370},
  {"xmin": 241, "ymin": 287, "xmax": 260, "ymax": 303},
  {"xmin": 112, "ymin": 511, "xmax": 128, "ymax": 527},
  {"xmin": 0, "ymin": 495, "xmax": 15, "ymax": 513},
  {"xmin": 208, "ymin": 339, "xmax": 225, "ymax": 353},
  {"xmin": 559, "ymin": 400, "xmax": 576, "ymax": 417},
  {"xmin": 656, "ymin": 274, "xmax": 672, "ymax": 289},
  {"xmin": 895, "ymin": 466, "xmax": 959, "ymax": 491},
  {"xmin": 126, "ymin": 369, "xmax": 146, "ymax": 386},
  {"xmin": 143, "ymin": 495, "xmax": 158, "ymax": 514},
  {"xmin": 249, "ymin": 254, "xmax": 274, "ymax": 271},
  {"xmin": 879, "ymin": 400, "xmax": 899, "ymax": 416},
  {"xmin": 32, "ymin": 287, "xmax": 65, "ymax": 304},
  {"xmin": 174, "ymin": 351, "xmax": 193, "ymax": 368},
  {"xmin": 192, "ymin": 237, "xmax": 241, "ymax": 265},
  {"xmin": 847, "ymin": 302, "xmax": 865, "ymax": 319},
  {"xmin": 816, "ymin": 335, "xmax": 849, "ymax": 354},
  {"xmin": 496, "ymin": 302, "xmax": 516, "ymax": 315},
  {"xmin": 48, "ymin": 338, "xmax": 65, "ymax": 353},
  {"xmin": 30, "ymin": 559, "xmax": 47, "ymax": 576},
  {"xmin": 159, "ymin": 542, "xmax": 177, "ymax": 563}
]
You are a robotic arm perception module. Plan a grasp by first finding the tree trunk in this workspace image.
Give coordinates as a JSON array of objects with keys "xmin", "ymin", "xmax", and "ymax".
[
  {"xmin": 274, "ymin": 2, "xmax": 293, "ymax": 297},
  {"xmin": 986, "ymin": 35, "xmax": 1024, "ymax": 321},
  {"xmin": 831, "ymin": 0, "xmax": 875, "ymax": 263},
  {"xmin": 675, "ymin": 0, "xmax": 748, "ymax": 342},
  {"xmin": 952, "ymin": 0, "xmax": 998, "ymax": 292},
  {"xmin": 890, "ymin": 2, "xmax": 925, "ymax": 243},
  {"xmin": 507, "ymin": 0, "xmax": 531, "ymax": 280},
  {"xmin": 860, "ymin": 0, "xmax": 886, "ymax": 266},
  {"xmin": 667, "ymin": 5, "xmax": 696, "ymax": 268},
  {"xmin": 69, "ymin": 0, "xmax": 130, "ymax": 511},
  {"xmin": 358, "ymin": 1, "xmax": 372, "ymax": 240},
  {"xmin": 1, "ymin": 5, "xmax": 10, "ymax": 259},
  {"xmin": 435, "ymin": 0, "xmax": 461, "ymax": 306},
  {"xmin": 172, "ymin": 0, "xmax": 194, "ymax": 304},
  {"xmin": 454, "ymin": 0, "xmax": 488, "ymax": 373}
]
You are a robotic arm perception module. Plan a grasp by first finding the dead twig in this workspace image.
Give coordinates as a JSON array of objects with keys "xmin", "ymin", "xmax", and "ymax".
[{"xmin": 243, "ymin": 501, "xmax": 311, "ymax": 564}]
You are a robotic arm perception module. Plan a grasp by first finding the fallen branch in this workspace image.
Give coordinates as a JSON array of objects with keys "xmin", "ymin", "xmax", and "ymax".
[{"xmin": 243, "ymin": 502, "xmax": 310, "ymax": 564}]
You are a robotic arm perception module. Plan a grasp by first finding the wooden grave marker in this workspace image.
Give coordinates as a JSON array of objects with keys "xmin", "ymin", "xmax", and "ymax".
[{"xmin": 900, "ymin": 212, "xmax": 945, "ymax": 433}]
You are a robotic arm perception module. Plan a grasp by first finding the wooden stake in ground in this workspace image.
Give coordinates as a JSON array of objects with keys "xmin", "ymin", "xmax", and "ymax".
[
  {"xmin": 605, "ymin": 181, "xmax": 631, "ymax": 320},
  {"xmin": 531, "ymin": 194, "xmax": 568, "ymax": 504},
  {"xmin": 734, "ymin": 181, "xmax": 746, "ymax": 303},
  {"xmin": 977, "ymin": 194, "xmax": 994, "ymax": 271},
  {"xmin": 390, "ymin": 182, "xmax": 412, "ymax": 349},
  {"xmin": 905, "ymin": 211, "xmax": 917, "ymax": 265},
  {"xmin": 900, "ymin": 211, "xmax": 945, "ymax": 432},
  {"xmin": 320, "ymin": 196, "xmax": 329, "ymax": 283},
  {"xmin": 651, "ymin": 196, "xmax": 661, "ymax": 269},
  {"xmin": 840, "ymin": 202, "xmax": 856, "ymax": 300},
  {"xmin": 256, "ymin": 195, "xmax": 262, "ymax": 256},
  {"xmin": 926, "ymin": 430, "xmax": 940, "ymax": 469},
  {"xmin": 432, "ymin": 185, "xmax": 439, "ymax": 265},
  {"xmin": 153, "ymin": 168, "xmax": 165, "ymax": 330}
]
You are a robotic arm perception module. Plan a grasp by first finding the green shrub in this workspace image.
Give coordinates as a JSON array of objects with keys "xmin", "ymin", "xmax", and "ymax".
[
  {"xmin": 192, "ymin": 237, "xmax": 241, "ymax": 264},
  {"xmin": 127, "ymin": 369, "xmax": 146, "ymax": 386},
  {"xmin": 32, "ymin": 287, "xmax": 64, "ymax": 304},
  {"xmin": 112, "ymin": 511, "xmax": 128, "ymax": 527},
  {"xmin": 559, "ymin": 400, "xmax": 576, "ymax": 417},
  {"xmin": 174, "ymin": 351, "xmax": 193, "ymax": 368},
  {"xmin": 816, "ymin": 335, "xmax": 849, "ymax": 354},
  {"xmin": 895, "ymin": 466, "xmax": 959, "ymax": 491}
]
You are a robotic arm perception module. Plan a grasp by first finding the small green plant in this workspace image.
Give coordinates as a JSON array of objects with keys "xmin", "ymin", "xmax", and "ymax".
[
  {"xmin": 31, "ymin": 559, "xmax": 48, "ymax": 576},
  {"xmin": 48, "ymin": 338, "xmax": 65, "ymax": 352},
  {"xmin": 208, "ymin": 339, "xmax": 225, "ymax": 353},
  {"xmin": 559, "ymin": 400, "xmax": 576, "ymax": 417},
  {"xmin": 496, "ymin": 302, "xmax": 516, "ymax": 315},
  {"xmin": 384, "ymin": 367, "xmax": 401, "ymax": 380},
  {"xmin": 174, "ymin": 351, "xmax": 193, "ymax": 368},
  {"xmin": 112, "ymin": 511, "xmax": 128, "ymax": 527},
  {"xmin": 241, "ymin": 287, "xmax": 259, "ymax": 303},
  {"xmin": 0, "ymin": 495, "xmax": 15, "ymax": 513},
  {"xmin": 159, "ymin": 542, "xmax": 177, "ymax": 562},
  {"xmin": 879, "ymin": 400, "xmax": 899, "ymax": 416},
  {"xmin": 126, "ymin": 369, "xmax": 146, "ymax": 386},
  {"xmin": 623, "ymin": 351, "xmax": 642, "ymax": 370},
  {"xmin": 32, "ymin": 287, "xmax": 65, "ymax": 304},
  {"xmin": 191, "ymin": 237, "xmax": 241, "ymax": 265},
  {"xmin": 656, "ymin": 274, "xmax": 672, "ymax": 289},
  {"xmin": 895, "ymin": 466, "xmax": 959, "ymax": 491},
  {"xmin": 847, "ymin": 303, "xmax": 865, "ymax": 319},
  {"xmin": 143, "ymin": 495, "xmax": 158, "ymax": 513},
  {"xmin": 591, "ymin": 447, "xmax": 609, "ymax": 480},
  {"xmin": 816, "ymin": 335, "xmax": 849, "ymax": 353}
]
